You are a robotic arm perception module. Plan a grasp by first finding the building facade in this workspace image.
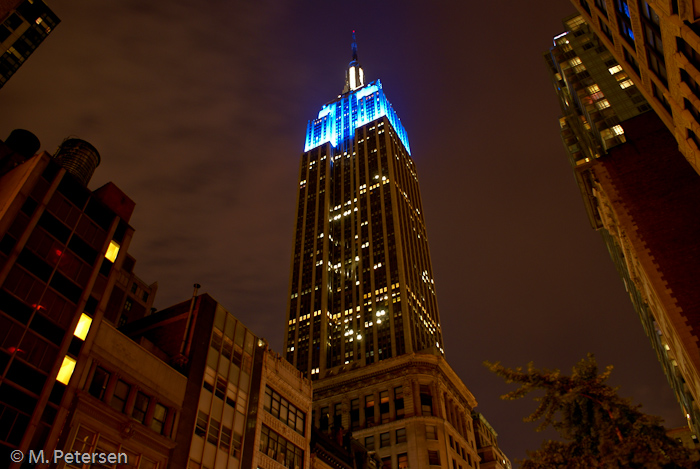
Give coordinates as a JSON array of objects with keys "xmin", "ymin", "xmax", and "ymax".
[
  {"xmin": 311, "ymin": 353, "xmax": 483, "ymax": 469},
  {"xmin": 285, "ymin": 36, "xmax": 443, "ymax": 380},
  {"xmin": 0, "ymin": 129, "xmax": 161, "ymax": 466},
  {"xmin": 284, "ymin": 37, "xmax": 510, "ymax": 469},
  {"xmin": 0, "ymin": 0, "xmax": 59, "ymax": 89},
  {"xmin": 471, "ymin": 413, "xmax": 510, "ymax": 469},
  {"xmin": 546, "ymin": 14, "xmax": 700, "ymax": 434},
  {"xmin": 567, "ymin": 0, "xmax": 700, "ymax": 174},
  {"xmin": 54, "ymin": 320, "xmax": 187, "ymax": 469},
  {"xmin": 122, "ymin": 293, "xmax": 314, "ymax": 469}
]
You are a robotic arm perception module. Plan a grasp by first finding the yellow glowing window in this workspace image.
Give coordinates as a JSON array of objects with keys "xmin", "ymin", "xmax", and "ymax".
[
  {"xmin": 56, "ymin": 356, "xmax": 76, "ymax": 385},
  {"xmin": 74, "ymin": 313, "xmax": 92, "ymax": 340},
  {"xmin": 105, "ymin": 240, "xmax": 120, "ymax": 262},
  {"xmin": 619, "ymin": 79, "xmax": 634, "ymax": 89}
]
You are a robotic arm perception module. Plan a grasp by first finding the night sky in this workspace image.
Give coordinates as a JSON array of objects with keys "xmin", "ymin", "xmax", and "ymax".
[{"xmin": 0, "ymin": 0, "xmax": 686, "ymax": 463}]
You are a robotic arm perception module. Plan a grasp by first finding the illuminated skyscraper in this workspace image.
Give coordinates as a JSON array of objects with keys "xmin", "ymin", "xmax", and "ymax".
[
  {"xmin": 285, "ymin": 34, "xmax": 443, "ymax": 378},
  {"xmin": 288, "ymin": 38, "xmax": 510, "ymax": 469}
]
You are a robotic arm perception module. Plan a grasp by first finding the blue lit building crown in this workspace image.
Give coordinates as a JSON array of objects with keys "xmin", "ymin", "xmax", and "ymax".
[{"xmin": 304, "ymin": 80, "xmax": 411, "ymax": 155}]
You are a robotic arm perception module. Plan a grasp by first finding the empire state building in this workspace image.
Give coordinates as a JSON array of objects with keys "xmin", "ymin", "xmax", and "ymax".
[
  {"xmin": 284, "ymin": 35, "xmax": 510, "ymax": 469},
  {"xmin": 285, "ymin": 34, "xmax": 443, "ymax": 378}
]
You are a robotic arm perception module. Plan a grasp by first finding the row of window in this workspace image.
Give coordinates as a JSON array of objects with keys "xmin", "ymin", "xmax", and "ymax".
[
  {"xmin": 364, "ymin": 427, "xmax": 408, "ymax": 450},
  {"xmin": 194, "ymin": 410, "xmax": 243, "ymax": 459},
  {"xmin": 320, "ymin": 385, "xmax": 409, "ymax": 432},
  {"xmin": 448, "ymin": 434, "xmax": 473, "ymax": 466},
  {"xmin": 263, "ymin": 386, "xmax": 306, "ymax": 435},
  {"xmin": 259, "ymin": 425, "xmax": 304, "ymax": 469},
  {"xmin": 88, "ymin": 366, "xmax": 171, "ymax": 437},
  {"xmin": 381, "ymin": 452, "xmax": 408, "ymax": 469}
]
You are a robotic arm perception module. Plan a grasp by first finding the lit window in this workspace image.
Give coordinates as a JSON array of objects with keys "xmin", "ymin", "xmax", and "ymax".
[
  {"xmin": 619, "ymin": 79, "xmax": 634, "ymax": 89},
  {"xmin": 74, "ymin": 313, "xmax": 92, "ymax": 340},
  {"xmin": 57, "ymin": 356, "xmax": 76, "ymax": 384},
  {"xmin": 105, "ymin": 240, "xmax": 120, "ymax": 262},
  {"xmin": 608, "ymin": 65, "xmax": 623, "ymax": 74},
  {"xmin": 596, "ymin": 99, "xmax": 611, "ymax": 109}
]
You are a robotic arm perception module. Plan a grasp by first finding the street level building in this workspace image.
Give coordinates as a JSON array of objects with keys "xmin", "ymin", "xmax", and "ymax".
[{"xmin": 546, "ymin": 14, "xmax": 700, "ymax": 434}]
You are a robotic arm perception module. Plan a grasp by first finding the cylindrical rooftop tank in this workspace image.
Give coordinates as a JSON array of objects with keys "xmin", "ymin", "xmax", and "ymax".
[
  {"xmin": 5, "ymin": 129, "xmax": 41, "ymax": 158},
  {"xmin": 53, "ymin": 138, "xmax": 101, "ymax": 186}
]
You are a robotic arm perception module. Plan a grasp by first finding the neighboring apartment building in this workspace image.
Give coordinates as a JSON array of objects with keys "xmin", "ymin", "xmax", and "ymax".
[
  {"xmin": 569, "ymin": 0, "xmax": 700, "ymax": 174},
  {"xmin": 546, "ymin": 15, "xmax": 700, "ymax": 434},
  {"xmin": 0, "ymin": 129, "xmax": 158, "ymax": 465},
  {"xmin": 122, "ymin": 293, "xmax": 314, "ymax": 469},
  {"xmin": 0, "ymin": 0, "xmax": 59, "ymax": 89}
]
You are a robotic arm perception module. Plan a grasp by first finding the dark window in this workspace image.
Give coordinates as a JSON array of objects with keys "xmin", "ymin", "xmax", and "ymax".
[
  {"xmin": 678, "ymin": 37, "xmax": 700, "ymax": 72},
  {"xmin": 380, "ymin": 432, "xmax": 390, "ymax": 448},
  {"xmin": 88, "ymin": 367, "xmax": 109, "ymax": 399},
  {"xmin": 380, "ymin": 390, "xmax": 390, "ymax": 423},
  {"xmin": 426, "ymin": 424, "xmax": 437, "ymax": 440},
  {"xmin": 365, "ymin": 394, "xmax": 375, "ymax": 426},
  {"xmin": 595, "ymin": 0, "xmax": 608, "ymax": 17},
  {"xmin": 581, "ymin": 0, "xmax": 592, "ymax": 15},
  {"xmin": 132, "ymin": 391, "xmax": 149, "ymax": 423},
  {"xmin": 195, "ymin": 411, "xmax": 208, "ymax": 437},
  {"xmin": 68, "ymin": 236, "xmax": 97, "ymax": 265},
  {"xmin": 208, "ymin": 418, "xmax": 220, "ymax": 445},
  {"xmin": 420, "ymin": 385, "xmax": 433, "ymax": 416},
  {"xmin": 151, "ymin": 403, "xmax": 167, "ymax": 435},
  {"xmin": 50, "ymin": 272, "xmax": 82, "ymax": 304},
  {"xmin": 215, "ymin": 377, "xmax": 226, "ymax": 399},
  {"xmin": 598, "ymin": 18, "xmax": 615, "ymax": 44},
  {"xmin": 4, "ymin": 13, "xmax": 23, "ymax": 31},
  {"xmin": 398, "ymin": 453, "xmax": 408, "ymax": 469},
  {"xmin": 623, "ymin": 47, "xmax": 640, "ymax": 75},
  {"xmin": 688, "ymin": 129, "xmax": 700, "ymax": 149},
  {"xmin": 396, "ymin": 428, "xmax": 406, "ymax": 444},
  {"xmin": 110, "ymin": 380, "xmax": 130, "ymax": 413},
  {"xmin": 57, "ymin": 177, "xmax": 89, "ymax": 209},
  {"xmin": 652, "ymin": 81, "xmax": 672, "ymax": 115},
  {"xmin": 365, "ymin": 435, "xmax": 375, "ymax": 451},
  {"xmin": 395, "ymin": 386, "xmax": 404, "ymax": 419},
  {"xmin": 351, "ymin": 398, "xmax": 360, "ymax": 430},
  {"xmin": 428, "ymin": 450, "xmax": 441, "ymax": 466},
  {"xmin": 84, "ymin": 198, "xmax": 114, "ymax": 230},
  {"xmin": 382, "ymin": 457, "xmax": 392, "ymax": 469},
  {"xmin": 641, "ymin": 1, "xmax": 667, "ymax": 85},
  {"xmin": 220, "ymin": 424, "xmax": 232, "ymax": 452}
]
